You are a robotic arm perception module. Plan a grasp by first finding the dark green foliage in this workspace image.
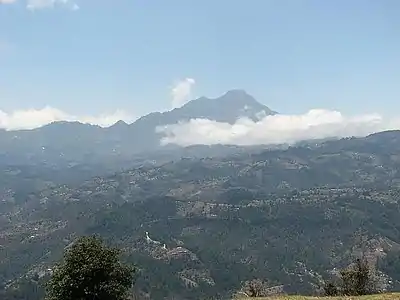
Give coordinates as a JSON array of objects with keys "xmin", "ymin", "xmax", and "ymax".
[
  {"xmin": 340, "ymin": 258, "xmax": 373, "ymax": 296},
  {"xmin": 46, "ymin": 236, "xmax": 135, "ymax": 300},
  {"xmin": 323, "ymin": 282, "xmax": 338, "ymax": 296},
  {"xmin": 324, "ymin": 258, "xmax": 376, "ymax": 297}
]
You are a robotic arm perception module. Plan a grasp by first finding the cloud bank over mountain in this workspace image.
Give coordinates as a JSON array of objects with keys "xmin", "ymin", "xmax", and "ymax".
[
  {"xmin": 0, "ymin": 107, "xmax": 136, "ymax": 130},
  {"xmin": 158, "ymin": 109, "xmax": 400, "ymax": 146},
  {"xmin": 2, "ymin": 87, "xmax": 400, "ymax": 147},
  {"xmin": 2, "ymin": 105, "xmax": 400, "ymax": 147}
]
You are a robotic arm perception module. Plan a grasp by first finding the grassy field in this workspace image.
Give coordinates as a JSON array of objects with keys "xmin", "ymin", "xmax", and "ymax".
[{"xmin": 236, "ymin": 294, "xmax": 400, "ymax": 300}]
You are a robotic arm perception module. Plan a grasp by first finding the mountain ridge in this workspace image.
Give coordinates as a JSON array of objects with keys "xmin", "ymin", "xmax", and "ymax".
[
  {"xmin": 0, "ymin": 90, "xmax": 276, "ymax": 163},
  {"xmin": 3, "ymin": 90, "xmax": 275, "ymax": 132}
]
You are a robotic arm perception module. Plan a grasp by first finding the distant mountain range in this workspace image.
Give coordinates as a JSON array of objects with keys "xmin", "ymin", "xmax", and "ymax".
[{"xmin": 0, "ymin": 90, "xmax": 276, "ymax": 164}]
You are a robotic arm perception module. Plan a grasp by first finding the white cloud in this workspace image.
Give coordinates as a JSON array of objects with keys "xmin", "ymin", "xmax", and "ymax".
[
  {"xmin": 171, "ymin": 78, "xmax": 195, "ymax": 109},
  {"xmin": 0, "ymin": 0, "xmax": 79, "ymax": 10},
  {"xmin": 0, "ymin": 107, "xmax": 136, "ymax": 130},
  {"xmin": 0, "ymin": 0, "xmax": 17, "ymax": 4},
  {"xmin": 26, "ymin": 0, "xmax": 79, "ymax": 10},
  {"xmin": 157, "ymin": 109, "xmax": 400, "ymax": 146},
  {"xmin": 0, "ymin": 0, "xmax": 79, "ymax": 9}
]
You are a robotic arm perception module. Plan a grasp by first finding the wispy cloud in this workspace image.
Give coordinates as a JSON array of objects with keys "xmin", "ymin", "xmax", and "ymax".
[
  {"xmin": 157, "ymin": 109, "xmax": 400, "ymax": 146},
  {"xmin": 0, "ymin": 107, "xmax": 136, "ymax": 130},
  {"xmin": 26, "ymin": 0, "xmax": 79, "ymax": 10},
  {"xmin": 171, "ymin": 78, "xmax": 195, "ymax": 109},
  {"xmin": 0, "ymin": 0, "xmax": 17, "ymax": 4},
  {"xmin": 0, "ymin": 0, "xmax": 79, "ymax": 9}
]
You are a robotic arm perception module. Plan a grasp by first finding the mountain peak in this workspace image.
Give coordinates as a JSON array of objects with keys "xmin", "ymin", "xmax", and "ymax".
[
  {"xmin": 165, "ymin": 90, "xmax": 276, "ymax": 124},
  {"xmin": 110, "ymin": 120, "xmax": 129, "ymax": 128},
  {"xmin": 217, "ymin": 89, "xmax": 262, "ymax": 108},
  {"xmin": 223, "ymin": 89, "xmax": 250, "ymax": 97}
]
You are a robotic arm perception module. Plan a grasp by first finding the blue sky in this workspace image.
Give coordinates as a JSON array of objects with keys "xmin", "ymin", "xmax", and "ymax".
[{"xmin": 1, "ymin": 0, "xmax": 400, "ymax": 128}]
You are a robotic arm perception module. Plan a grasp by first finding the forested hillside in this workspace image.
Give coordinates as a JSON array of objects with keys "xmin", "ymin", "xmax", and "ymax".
[{"xmin": 2, "ymin": 131, "xmax": 400, "ymax": 299}]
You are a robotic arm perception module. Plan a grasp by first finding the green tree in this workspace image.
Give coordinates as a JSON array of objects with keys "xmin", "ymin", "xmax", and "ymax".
[
  {"xmin": 46, "ymin": 236, "xmax": 135, "ymax": 300},
  {"xmin": 340, "ymin": 258, "xmax": 373, "ymax": 296},
  {"xmin": 324, "ymin": 257, "xmax": 376, "ymax": 297}
]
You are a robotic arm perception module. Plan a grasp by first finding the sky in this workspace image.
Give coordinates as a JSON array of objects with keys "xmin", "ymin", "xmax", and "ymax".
[{"xmin": 1, "ymin": 0, "xmax": 400, "ymax": 144}]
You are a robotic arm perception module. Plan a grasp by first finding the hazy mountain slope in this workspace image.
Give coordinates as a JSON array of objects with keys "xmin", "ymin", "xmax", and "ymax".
[{"xmin": 0, "ymin": 90, "xmax": 276, "ymax": 164}]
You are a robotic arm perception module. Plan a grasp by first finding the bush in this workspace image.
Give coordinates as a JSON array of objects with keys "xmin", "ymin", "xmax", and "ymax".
[{"xmin": 235, "ymin": 279, "xmax": 274, "ymax": 298}]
